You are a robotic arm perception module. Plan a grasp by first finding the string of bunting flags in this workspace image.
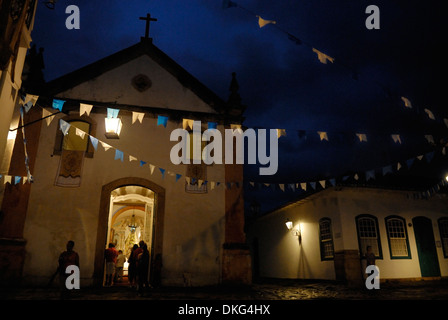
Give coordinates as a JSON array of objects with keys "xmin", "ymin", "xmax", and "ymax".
[
  {"xmin": 3, "ymin": 93, "xmax": 445, "ymax": 199},
  {"xmin": 25, "ymin": 95, "xmax": 448, "ymax": 147},
  {"xmin": 247, "ymin": 146, "xmax": 448, "ymax": 200},
  {"xmin": 222, "ymin": 0, "xmax": 447, "ymax": 127}
]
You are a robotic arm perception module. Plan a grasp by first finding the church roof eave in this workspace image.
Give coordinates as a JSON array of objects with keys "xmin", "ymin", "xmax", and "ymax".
[{"xmin": 40, "ymin": 39, "xmax": 228, "ymax": 115}]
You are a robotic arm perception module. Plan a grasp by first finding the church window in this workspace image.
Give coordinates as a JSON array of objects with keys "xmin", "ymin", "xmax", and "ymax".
[
  {"xmin": 54, "ymin": 116, "xmax": 96, "ymax": 158},
  {"xmin": 438, "ymin": 218, "xmax": 448, "ymax": 258},
  {"xmin": 356, "ymin": 214, "xmax": 383, "ymax": 259},
  {"xmin": 385, "ymin": 216, "xmax": 411, "ymax": 259},
  {"xmin": 319, "ymin": 218, "xmax": 334, "ymax": 260},
  {"xmin": 185, "ymin": 125, "xmax": 208, "ymax": 194}
]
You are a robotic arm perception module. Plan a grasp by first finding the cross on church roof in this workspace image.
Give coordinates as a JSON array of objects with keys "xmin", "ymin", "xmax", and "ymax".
[{"xmin": 139, "ymin": 13, "xmax": 157, "ymax": 40}]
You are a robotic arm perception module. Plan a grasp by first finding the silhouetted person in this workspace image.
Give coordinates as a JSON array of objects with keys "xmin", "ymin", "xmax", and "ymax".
[{"xmin": 137, "ymin": 244, "xmax": 150, "ymax": 296}]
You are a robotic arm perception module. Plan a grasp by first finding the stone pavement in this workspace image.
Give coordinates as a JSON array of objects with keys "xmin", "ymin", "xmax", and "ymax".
[{"xmin": 1, "ymin": 278, "xmax": 448, "ymax": 300}]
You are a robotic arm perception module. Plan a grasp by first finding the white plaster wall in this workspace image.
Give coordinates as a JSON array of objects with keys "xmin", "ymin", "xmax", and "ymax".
[
  {"xmin": 60, "ymin": 55, "xmax": 217, "ymax": 114},
  {"xmin": 336, "ymin": 187, "xmax": 448, "ymax": 279},
  {"xmin": 22, "ymin": 112, "xmax": 226, "ymax": 287},
  {"xmin": 248, "ymin": 187, "xmax": 448, "ymax": 281},
  {"xmin": 248, "ymin": 192, "xmax": 339, "ymax": 280}
]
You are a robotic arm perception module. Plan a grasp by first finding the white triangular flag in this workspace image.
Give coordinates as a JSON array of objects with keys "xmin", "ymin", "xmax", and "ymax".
[
  {"xmin": 80, "ymin": 103, "xmax": 93, "ymax": 116},
  {"xmin": 257, "ymin": 15, "xmax": 276, "ymax": 28},
  {"xmin": 100, "ymin": 141, "xmax": 112, "ymax": 151},
  {"xmin": 417, "ymin": 155, "xmax": 424, "ymax": 161},
  {"xmin": 4, "ymin": 175, "xmax": 11, "ymax": 185},
  {"xmin": 312, "ymin": 48, "xmax": 334, "ymax": 64},
  {"xmin": 132, "ymin": 112, "xmax": 145, "ymax": 124},
  {"xmin": 129, "ymin": 155, "xmax": 137, "ymax": 162},
  {"xmin": 210, "ymin": 181, "xmax": 215, "ymax": 190},
  {"xmin": 444, "ymin": 118, "xmax": 448, "ymax": 128},
  {"xmin": 185, "ymin": 177, "xmax": 191, "ymax": 184},
  {"xmin": 279, "ymin": 184, "xmax": 285, "ymax": 192},
  {"xmin": 424, "ymin": 108, "xmax": 435, "ymax": 120},
  {"xmin": 300, "ymin": 183, "xmax": 307, "ymax": 191},
  {"xmin": 198, "ymin": 179, "xmax": 204, "ymax": 188},
  {"xmin": 318, "ymin": 131, "xmax": 329, "ymax": 141},
  {"xmin": 356, "ymin": 133, "xmax": 367, "ymax": 142},
  {"xmin": 276, "ymin": 129, "xmax": 286, "ymax": 138},
  {"xmin": 391, "ymin": 134, "xmax": 402, "ymax": 144},
  {"xmin": 42, "ymin": 109, "xmax": 55, "ymax": 126},
  {"xmin": 75, "ymin": 127, "xmax": 85, "ymax": 139},
  {"xmin": 425, "ymin": 135, "xmax": 435, "ymax": 144},
  {"xmin": 182, "ymin": 119, "xmax": 194, "ymax": 130},
  {"xmin": 149, "ymin": 164, "xmax": 155, "ymax": 174},
  {"xmin": 319, "ymin": 180, "xmax": 326, "ymax": 188},
  {"xmin": 401, "ymin": 97, "xmax": 412, "ymax": 108}
]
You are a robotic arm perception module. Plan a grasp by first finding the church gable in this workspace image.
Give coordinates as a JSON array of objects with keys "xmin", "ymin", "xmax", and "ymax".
[{"xmin": 42, "ymin": 40, "xmax": 226, "ymax": 115}]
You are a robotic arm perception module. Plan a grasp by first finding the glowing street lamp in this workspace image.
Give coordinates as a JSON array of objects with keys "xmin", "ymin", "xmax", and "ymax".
[{"xmin": 105, "ymin": 117, "xmax": 122, "ymax": 139}]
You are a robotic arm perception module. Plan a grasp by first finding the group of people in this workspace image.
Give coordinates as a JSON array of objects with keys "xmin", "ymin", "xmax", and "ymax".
[{"xmin": 104, "ymin": 240, "xmax": 151, "ymax": 295}]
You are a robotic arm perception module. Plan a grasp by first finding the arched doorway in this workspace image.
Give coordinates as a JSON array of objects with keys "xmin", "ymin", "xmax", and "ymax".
[{"xmin": 93, "ymin": 177, "xmax": 165, "ymax": 286}]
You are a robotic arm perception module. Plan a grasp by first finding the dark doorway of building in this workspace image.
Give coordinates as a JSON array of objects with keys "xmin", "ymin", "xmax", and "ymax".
[
  {"xmin": 413, "ymin": 216, "xmax": 441, "ymax": 277},
  {"xmin": 104, "ymin": 185, "xmax": 155, "ymax": 286}
]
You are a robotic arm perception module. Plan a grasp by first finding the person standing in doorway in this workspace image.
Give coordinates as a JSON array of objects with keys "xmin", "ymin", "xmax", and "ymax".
[
  {"xmin": 104, "ymin": 243, "xmax": 118, "ymax": 287},
  {"xmin": 137, "ymin": 243, "xmax": 150, "ymax": 296},
  {"xmin": 128, "ymin": 244, "xmax": 138, "ymax": 288},
  {"xmin": 115, "ymin": 250, "xmax": 125, "ymax": 283}
]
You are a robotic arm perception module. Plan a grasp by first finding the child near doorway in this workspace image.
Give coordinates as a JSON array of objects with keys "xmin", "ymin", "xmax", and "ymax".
[{"xmin": 115, "ymin": 250, "xmax": 125, "ymax": 283}]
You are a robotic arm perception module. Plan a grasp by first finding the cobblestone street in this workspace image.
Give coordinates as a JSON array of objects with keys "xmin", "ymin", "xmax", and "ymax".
[{"xmin": 2, "ymin": 278, "xmax": 448, "ymax": 300}]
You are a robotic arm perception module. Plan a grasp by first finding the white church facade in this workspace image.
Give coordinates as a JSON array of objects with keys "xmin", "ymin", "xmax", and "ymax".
[{"xmin": 0, "ymin": 36, "xmax": 251, "ymax": 287}]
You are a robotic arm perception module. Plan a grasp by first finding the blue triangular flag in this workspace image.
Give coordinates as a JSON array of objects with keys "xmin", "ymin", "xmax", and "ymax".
[
  {"xmin": 329, "ymin": 178, "xmax": 336, "ymax": 186},
  {"xmin": 89, "ymin": 136, "xmax": 98, "ymax": 150},
  {"xmin": 114, "ymin": 149, "xmax": 124, "ymax": 162},
  {"xmin": 406, "ymin": 158, "xmax": 415, "ymax": 169},
  {"xmin": 107, "ymin": 108, "xmax": 120, "ymax": 118},
  {"xmin": 382, "ymin": 165, "xmax": 393, "ymax": 176},
  {"xmin": 52, "ymin": 99, "xmax": 65, "ymax": 111},
  {"xmin": 342, "ymin": 175, "xmax": 349, "ymax": 181},
  {"xmin": 176, "ymin": 174, "xmax": 182, "ymax": 182},
  {"xmin": 207, "ymin": 122, "xmax": 217, "ymax": 130},
  {"xmin": 24, "ymin": 101, "xmax": 33, "ymax": 113},
  {"xmin": 425, "ymin": 151, "xmax": 435, "ymax": 163},
  {"xmin": 59, "ymin": 119, "xmax": 70, "ymax": 135},
  {"xmin": 159, "ymin": 168, "xmax": 166, "ymax": 178},
  {"xmin": 139, "ymin": 160, "xmax": 147, "ymax": 167},
  {"xmin": 14, "ymin": 176, "xmax": 22, "ymax": 184},
  {"xmin": 222, "ymin": 0, "xmax": 238, "ymax": 9},
  {"xmin": 366, "ymin": 170, "xmax": 375, "ymax": 181},
  {"xmin": 310, "ymin": 182, "xmax": 316, "ymax": 190},
  {"xmin": 157, "ymin": 115, "xmax": 168, "ymax": 127}
]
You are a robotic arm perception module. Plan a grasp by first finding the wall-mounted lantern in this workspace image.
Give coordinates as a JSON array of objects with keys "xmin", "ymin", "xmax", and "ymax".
[{"xmin": 285, "ymin": 218, "xmax": 302, "ymax": 244}]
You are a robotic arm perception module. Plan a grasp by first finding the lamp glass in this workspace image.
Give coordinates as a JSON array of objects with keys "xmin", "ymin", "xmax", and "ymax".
[
  {"xmin": 285, "ymin": 220, "xmax": 293, "ymax": 230},
  {"xmin": 105, "ymin": 117, "xmax": 122, "ymax": 137}
]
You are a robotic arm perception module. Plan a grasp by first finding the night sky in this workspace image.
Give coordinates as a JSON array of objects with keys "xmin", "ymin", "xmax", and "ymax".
[{"xmin": 30, "ymin": 1, "xmax": 447, "ymax": 213}]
